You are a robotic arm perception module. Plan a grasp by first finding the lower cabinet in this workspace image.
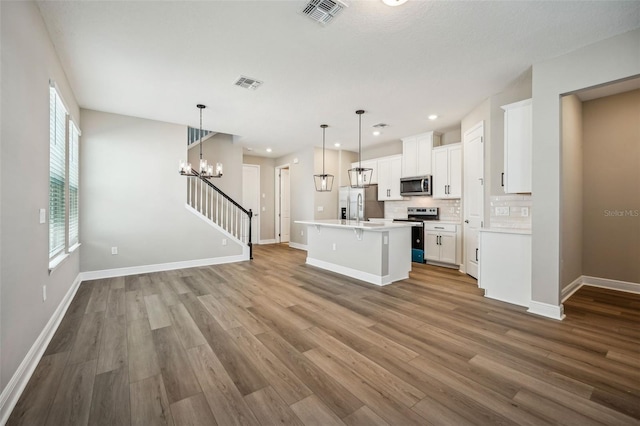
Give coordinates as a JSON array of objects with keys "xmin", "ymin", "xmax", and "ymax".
[{"xmin": 424, "ymin": 223, "xmax": 459, "ymax": 266}]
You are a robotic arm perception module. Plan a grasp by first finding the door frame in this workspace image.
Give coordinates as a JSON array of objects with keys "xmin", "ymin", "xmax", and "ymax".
[
  {"xmin": 242, "ymin": 164, "xmax": 260, "ymax": 245},
  {"xmin": 274, "ymin": 163, "xmax": 290, "ymax": 244},
  {"xmin": 463, "ymin": 120, "xmax": 485, "ymax": 278}
]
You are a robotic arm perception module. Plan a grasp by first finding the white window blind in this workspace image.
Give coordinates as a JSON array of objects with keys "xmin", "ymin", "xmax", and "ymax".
[
  {"xmin": 69, "ymin": 122, "xmax": 80, "ymax": 247},
  {"xmin": 49, "ymin": 86, "xmax": 67, "ymax": 259}
]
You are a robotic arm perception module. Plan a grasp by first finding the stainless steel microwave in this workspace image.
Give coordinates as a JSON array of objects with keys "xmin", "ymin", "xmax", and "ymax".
[{"xmin": 400, "ymin": 175, "xmax": 432, "ymax": 196}]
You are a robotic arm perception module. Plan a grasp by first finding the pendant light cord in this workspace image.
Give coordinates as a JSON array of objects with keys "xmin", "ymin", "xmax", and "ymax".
[
  {"xmin": 199, "ymin": 106, "xmax": 203, "ymax": 160},
  {"xmin": 358, "ymin": 111, "xmax": 362, "ymax": 169},
  {"xmin": 322, "ymin": 126, "xmax": 326, "ymax": 175}
]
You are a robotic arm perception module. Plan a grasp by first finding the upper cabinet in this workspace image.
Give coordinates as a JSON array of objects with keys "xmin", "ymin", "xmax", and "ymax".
[
  {"xmin": 432, "ymin": 143, "xmax": 462, "ymax": 199},
  {"xmin": 401, "ymin": 132, "xmax": 441, "ymax": 178},
  {"xmin": 350, "ymin": 159, "xmax": 378, "ymax": 185},
  {"xmin": 377, "ymin": 155, "xmax": 404, "ymax": 201},
  {"xmin": 501, "ymin": 98, "xmax": 532, "ymax": 193}
]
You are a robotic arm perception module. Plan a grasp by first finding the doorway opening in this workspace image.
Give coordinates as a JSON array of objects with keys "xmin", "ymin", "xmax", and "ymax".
[
  {"xmin": 242, "ymin": 164, "xmax": 260, "ymax": 245},
  {"xmin": 275, "ymin": 164, "xmax": 291, "ymax": 244}
]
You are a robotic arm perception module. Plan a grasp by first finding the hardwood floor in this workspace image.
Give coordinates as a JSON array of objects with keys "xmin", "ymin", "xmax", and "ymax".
[{"xmin": 7, "ymin": 244, "xmax": 640, "ymax": 425}]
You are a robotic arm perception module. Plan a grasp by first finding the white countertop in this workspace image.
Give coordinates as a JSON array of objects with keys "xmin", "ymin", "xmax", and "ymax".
[
  {"xmin": 296, "ymin": 219, "xmax": 413, "ymax": 231},
  {"xmin": 480, "ymin": 228, "xmax": 532, "ymax": 235}
]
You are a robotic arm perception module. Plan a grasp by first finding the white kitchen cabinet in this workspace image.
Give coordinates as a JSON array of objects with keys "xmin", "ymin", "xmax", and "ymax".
[
  {"xmin": 424, "ymin": 223, "xmax": 458, "ymax": 265},
  {"xmin": 350, "ymin": 159, "xmax": 377, "ymax": 184},
  {"xmin": 401, "ymin": 132, "xmax": 441, "ymax": 178},
  {"xmin": 478, "ymin": 229, "xmax": 531, "ymax": 307},
  {"xmin": 377, "ymin": 155, "xmax": 403, "ymax": 201},
  {"xmin": 501, "ymin": 98, "xmax": 532, "ymax": 193},
  {"xmin": 432, "ymin": 143, "xmax": 461, "ymax": 199}
]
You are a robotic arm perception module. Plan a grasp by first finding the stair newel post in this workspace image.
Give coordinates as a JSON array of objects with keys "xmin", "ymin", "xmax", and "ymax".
[{"xmin": 248, "ymin": 209, "xmax": 253, "ymax": 259}]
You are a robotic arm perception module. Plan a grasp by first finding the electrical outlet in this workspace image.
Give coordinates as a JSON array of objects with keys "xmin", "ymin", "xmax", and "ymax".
[
  {"xmin": 43, "ymin": 285, "xmax": 47, "ymax": 302},
  {"xmin": 222, "ymin": 238, "xmax": 228, "ymax": 246},
  {"xmin": 300, "ymin": 230, "xmax": 304, "ymax": 236},
  {"xmin": 317, "ymin": 206, "xmax": 324, "ymax": 212},
  {"xmin": 262, "ymin": 206, "xmax": 266, "ymax": 212},
  {"xmin": 495, "ymin": 206, "xmax": 510, "ymax": 216},
  {"xmin": 521, "ymin": 207, "xmax": 529, "ymax": 217},
  {"xmin": 111, "ymin": 247, "xmax": 118, "ymax": 255}
]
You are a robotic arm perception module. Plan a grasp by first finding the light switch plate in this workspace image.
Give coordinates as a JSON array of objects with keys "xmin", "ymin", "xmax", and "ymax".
[
  {"xmin": 521, "ymin": 207, "xmax": 529, "ymax": 217},
  {"xmin": 111, "ymin": 247, "xmax": 118, "ymax": 255},
  {"xmin": 39, "ymin": 208, "xmax": 46, "ymax": 224},
  {"xmin": 317, "ymin": 206, "xmax": 324, "ymax": 212}
]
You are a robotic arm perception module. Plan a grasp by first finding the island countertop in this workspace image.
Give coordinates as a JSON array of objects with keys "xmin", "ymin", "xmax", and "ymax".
[{"xmin": 295, "ymin": 219, "xmax": 413, "ymax": 231}]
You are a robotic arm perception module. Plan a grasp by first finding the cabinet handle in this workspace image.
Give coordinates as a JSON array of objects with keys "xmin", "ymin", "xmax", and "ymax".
[
  {"xmin": 501, "ymin": 173, "xmax": 504, "ymax": 187},
  {"xmin": 475, "ymin": 248, "xmax": 479, "ymax": 262}
]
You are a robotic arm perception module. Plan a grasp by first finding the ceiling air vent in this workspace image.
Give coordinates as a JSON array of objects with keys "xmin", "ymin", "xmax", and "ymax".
[
  {"xmin": 234, "ymin": 76, "xmax": 263, "ymax": 90},
  {"xmin": 301, "ymin": 0, "xmax": 347, "ymax": 25}
]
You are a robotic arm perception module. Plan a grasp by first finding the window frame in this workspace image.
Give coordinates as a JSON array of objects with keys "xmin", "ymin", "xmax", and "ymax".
[{"xmin": 48, "ymin": 81, "xmax": 81, "ymax": 272}]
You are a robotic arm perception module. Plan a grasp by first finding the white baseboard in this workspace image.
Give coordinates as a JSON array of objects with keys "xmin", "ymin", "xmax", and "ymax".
[
  {"xmin": 79, "ymin": 254, "xmax": 249, "ymax": 281},
  {"xmin": 583, "ymin": 275, "xmax": 640, "ymax": 294},
  {"xmin": 561, "ymin": 276, "xmax": 584, "ymax": 302},
  {"xmin": 561, "ymin": 275, "xmax": 640, "ymax": 303},
  {"xmin": 527, "ymin": 300, "xmax": 565, "ymax": 320},
  {"xmin": 0, "ymin": 275, "xmax": 82, "ymax": 425},
  {"xmin": 288, "ymin": 242, "xmax": 308, "ymax": 251},
  {"xmin": 259, "ymin": 239, "xmax": 276, "ymax": 245},
  {"xmin": 306, "ymin": 257, "xmax": 392, "ymax": 286}
]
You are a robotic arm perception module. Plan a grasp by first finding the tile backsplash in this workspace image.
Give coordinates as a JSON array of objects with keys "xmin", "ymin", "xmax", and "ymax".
[
  {"xmin": 489, "ymin": 194, "xmax": 532, "ymax": 229},
  {"xmin": 384, "ymin": 197, "xmax": 461, "ymax": 222}
]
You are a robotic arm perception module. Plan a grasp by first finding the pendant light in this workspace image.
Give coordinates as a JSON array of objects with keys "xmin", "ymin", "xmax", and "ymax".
[
  {"xmin": 348, "ymin": 110, "xmax": 372, "ymax": 188},
  {"xmin": 313, "ymin": 124, "xmax": 334, "ymax": 192},
  {"xmin": 179, "ymin": 104, "xmax": 223, "ymax": 178}
]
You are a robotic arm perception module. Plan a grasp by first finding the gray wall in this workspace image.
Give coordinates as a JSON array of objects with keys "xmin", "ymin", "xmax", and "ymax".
[
  {"xmin": 582, "ymin": 89, "xmax": 640, "ymax": 283},
  {"xmin": 275, "ymin": 149, "xmax": 315, "ymax": 247},
  {"xmin": 532, "ymin": 28, "xmax": 640, "ymax": 308},
  {"xmin": 188, "ymin": 133, "xmax": 243, "ymax": 202},
  {"xmin": 80, "ymin": 110, "xmax": 243, "ymax": 272},
  {"xmin": 243, "ymin": 155, "xmax": 276, "ymax": 242},
  {"xmin": 361, "ymin": 140, "xmax": 402, "ymax": 160},
  {"xmin": 561, "ymin": 95, "xmax": 584, "ymax": 290},
  {"xmin": 0, "ymin": 1, "xmax": 80, "ymax": 393}
]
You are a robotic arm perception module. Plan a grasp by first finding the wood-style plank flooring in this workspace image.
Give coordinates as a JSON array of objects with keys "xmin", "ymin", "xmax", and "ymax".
[{"xmin": 8, "ymin": 244, "xmax": 640, "ymax": 425}]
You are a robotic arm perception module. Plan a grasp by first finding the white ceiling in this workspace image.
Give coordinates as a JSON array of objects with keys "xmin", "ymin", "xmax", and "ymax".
[{"xmin": 37, "ymin": 0, "xmax": 640, "ymax": 157}]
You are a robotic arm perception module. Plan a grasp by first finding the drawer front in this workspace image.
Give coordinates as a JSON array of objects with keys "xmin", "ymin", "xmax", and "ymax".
[{"xmin": 423, "ymin": 223, "xmax": 456, "ymax": 233}]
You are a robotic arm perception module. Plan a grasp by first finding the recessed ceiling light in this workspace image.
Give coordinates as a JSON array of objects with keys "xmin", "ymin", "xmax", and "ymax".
[
  {"xmin": 428, "ymin": 114, "xmax": 438, "ymax": 120},
  {"xmin": 246, "ymin": 147, "xmax": 253, "ymax": 151},
  {"xmin": 266, "ymin": 148, "xmax": 272, "ymax": 153},
  {"xmin": 382, "ymin": 0, "xmax": 408, "ymax": 6},
  {"xmin": 372, "ymin": 130, "xmax": 381, "ymax": 136},
  {"xmin": 334, "ymin": 142, "xmax": 341, "ymax": 147}
]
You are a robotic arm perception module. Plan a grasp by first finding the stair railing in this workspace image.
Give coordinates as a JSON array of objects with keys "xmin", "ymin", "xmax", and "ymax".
[{"xmin": 186, "ymin": 171, "xmax": 253, "ymax": 259}]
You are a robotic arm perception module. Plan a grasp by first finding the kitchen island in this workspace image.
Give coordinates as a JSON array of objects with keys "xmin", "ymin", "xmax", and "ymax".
[{"xmin": 296, "ymin": 219, "xmax": 413, "ymax": 286}]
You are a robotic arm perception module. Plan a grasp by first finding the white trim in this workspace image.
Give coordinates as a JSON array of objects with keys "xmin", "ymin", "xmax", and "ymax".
[
  {"xmin": 527, "ymin": 300, "xmax": 565, "ymax": 320},
  {"xmin": 306, "ymin": 257, "xmax": 398, "ymax": 286},
  {"xmin": 48, "ymin": 253, "xmax": 70, "ymax": 274},
  {"xmin": 288, "ymin": 242, "xmax": 308, "ymax": 251},
  {"xmin": 79, "ymin": 254, "xmax": 249, "ymax": 281},
  {"xmin": 68, "ymin": 242, "xmax": 81, "ymax": 253},
  {"xmin": 0, "ymin": 275, "xmax": 82, "ymax": 425},
  {"xmin": 582, "ymin": 275, "xmax": 640, "ymax": 295},
  {"xmin": 561, "ymin": 276, "xmax": 584, "ymax": 302},
  {"xmin": 561, "ymin": 275, "xmax": 640, "ymax": 303},
  {"xmin": 259, "ymin": 239, "xmax": 277, "ymax": 245},
  {"xmin": 274, "ymin": 164, "xmax": 290, "ymax": 244}
]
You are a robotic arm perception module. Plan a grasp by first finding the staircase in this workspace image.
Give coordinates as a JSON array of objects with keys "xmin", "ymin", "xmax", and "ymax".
[{"xmin": 186, "ymin": 171, "xmax": 253, "ymax": 259}]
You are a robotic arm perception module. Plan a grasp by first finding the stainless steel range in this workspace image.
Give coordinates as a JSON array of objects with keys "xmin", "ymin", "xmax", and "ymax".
[{"xmin": 394, "ymin": 207, "xmax": 439, "ymax": 263}]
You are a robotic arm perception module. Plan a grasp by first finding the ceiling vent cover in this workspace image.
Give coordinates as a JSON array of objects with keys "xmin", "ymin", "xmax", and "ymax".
[
  {"xmin": 301, "ymin": 0, "xmax": 347, "ymax": 25},
  {"xmin": 234, "ymin": 76, "xmax": 263, "ymax": 90}
]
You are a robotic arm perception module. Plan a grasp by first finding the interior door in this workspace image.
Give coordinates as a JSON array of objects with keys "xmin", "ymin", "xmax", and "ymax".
[
  {"xmin": 242, "ymin": 165, "xmax": 260, "ymax": 244},
  {"xmin": 280, "ymin": 168, "xmax": 290, "ymax": 243},
  {"xmin": 463, "ymin": 121, "xmax": 484, "ymax": 278}
]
